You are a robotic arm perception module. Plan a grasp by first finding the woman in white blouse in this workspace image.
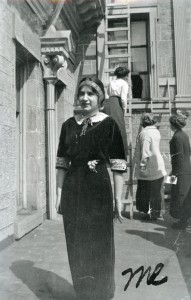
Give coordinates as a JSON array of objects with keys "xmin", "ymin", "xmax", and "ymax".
[
  {"xmin": 103, "ymin": 66, "xmax": 129, "ymax": 156},
  {"xmin": 135, "ymin": 113, "xmax": 167, "ymax": 221}
]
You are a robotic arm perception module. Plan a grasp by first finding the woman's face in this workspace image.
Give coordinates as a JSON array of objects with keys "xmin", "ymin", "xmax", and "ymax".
[{"xmin": 78, "ymin": 86, "xmax": 99, "ymax": 113}]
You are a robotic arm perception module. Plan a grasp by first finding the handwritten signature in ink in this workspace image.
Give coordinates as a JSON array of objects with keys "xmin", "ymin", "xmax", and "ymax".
[{"xmin": 122, "ymin": 262, "xmax": 168, "ymax": 290}]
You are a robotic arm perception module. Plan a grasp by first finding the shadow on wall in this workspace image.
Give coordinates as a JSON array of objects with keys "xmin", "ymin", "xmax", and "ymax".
[{"xmin": 10, "ymin": 260, "xmax": 76, "ymax": 300}]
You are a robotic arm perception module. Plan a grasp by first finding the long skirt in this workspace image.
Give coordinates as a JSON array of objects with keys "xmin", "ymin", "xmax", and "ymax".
[
  {"xmin": 170, "ymin": 174, "xmax": 191, "ymax": 220},
  {"xmin": 103, "ymin": 96, "xmax": 128, "ymax": 156},
  {"xmin": 61, "ymin": 162, "xmax": 115, "ymax": 300},
  {"xmin": 136, "ymin": 177, "xmax": 164, "ymax": 219}
]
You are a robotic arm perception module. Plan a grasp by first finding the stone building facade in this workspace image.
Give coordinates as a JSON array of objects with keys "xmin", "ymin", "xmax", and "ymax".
[
  {"xmin": 97, "ymin": 0, "xmax": 191, "ymax": 200},
  {"xmin": 0, "ymin": 0, "xmax": 191, "ymax": 247},
  {"xmin": 0, "ymin": 0, "xmax": 105, "ymax": 247}
]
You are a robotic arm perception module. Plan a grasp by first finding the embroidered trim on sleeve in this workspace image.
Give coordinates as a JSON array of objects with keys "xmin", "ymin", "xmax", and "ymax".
[
  {"xmin": 56, "ymin": 157, "xmax": 70, "ymax": 169},
  {"xmin": 109, "ymin": 159, "xmax": 127, "ymax": 171},
  {"xmin": 171, "ymin": 152, "xmax": 180, "ymax": 158}
]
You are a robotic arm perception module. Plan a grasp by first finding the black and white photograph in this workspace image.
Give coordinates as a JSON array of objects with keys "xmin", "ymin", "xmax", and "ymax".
[{"xmin": 0, "ymin": 0, "xmax": 191, "ymax": 299}]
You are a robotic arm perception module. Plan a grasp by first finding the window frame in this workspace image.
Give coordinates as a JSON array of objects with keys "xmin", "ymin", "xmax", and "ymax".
[{"xmin": 130, "ymin": 7, "xmax": 158, "ymax": 99}]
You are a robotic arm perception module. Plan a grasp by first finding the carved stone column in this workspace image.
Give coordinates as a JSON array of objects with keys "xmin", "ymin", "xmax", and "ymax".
[
  {"xmin": 45, "ymin": 77, "xmax": 57, "ymax": 220},
  {"xmin": 41, "ymin": 30, "xmax": 70, "ymax": 220}
]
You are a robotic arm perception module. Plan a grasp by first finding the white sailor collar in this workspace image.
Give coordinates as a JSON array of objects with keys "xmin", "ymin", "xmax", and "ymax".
[{"xmin": 74, "ymin": 112, "xmax": 108, "ymax": 125}]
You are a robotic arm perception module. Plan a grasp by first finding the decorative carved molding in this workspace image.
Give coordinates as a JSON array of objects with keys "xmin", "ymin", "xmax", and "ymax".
[
  {"xmin": 45, "ymin": 0, "xmax": 65, "ymax": 32},
  {"xmin": 75, "ymin": 0, "xmax": 105, "ymax": 29},
  {"xmin": 26, "ymin": 0, "xmax": 49, "ymax": 24},
  {"xmin": 59, "ymin": 3, "xmax": 83, "ymax": 40},
  {"xmin": 13, "ymin": 13, "xmax": 41, "ymax": 62},
  {"xmin": 41, "ymin": 29, "xmax": 75, "ymax": 78},
  {"xmin": 95, "ymin": 0, "xmax": 105, "ymax": 16},
  {"xmin": 42, "ymin": 54, "xmax": 67, "ymax": 78}
]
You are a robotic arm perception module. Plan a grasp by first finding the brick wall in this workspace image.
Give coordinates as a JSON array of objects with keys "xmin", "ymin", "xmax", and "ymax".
[
  {"xmin": 157, "ymin": 0, "xmax": 176, "ymax": 98},
  {"xmin": 185, "ymin": 0, "xmax": 191, "ymax": 93}
]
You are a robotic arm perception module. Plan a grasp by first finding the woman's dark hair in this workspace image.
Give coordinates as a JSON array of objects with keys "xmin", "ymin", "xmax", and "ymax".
[
  {"xmin": 141, "ymin": 113, "xmax": 157, "ymax": 128},
  {"xmin": 169, "ymin": 114, "xmax": 186, "ymax": 129},
  {"xmin": 78, "ymin": 76, "xmax": 105, "ymax": 96},
  {"xmin": 114, "ymin": 67, "xmax": 130, "ymax": 78},
  {"xmin": 77, "ymin": 77, "xmax": 105, "ymax": 109}
]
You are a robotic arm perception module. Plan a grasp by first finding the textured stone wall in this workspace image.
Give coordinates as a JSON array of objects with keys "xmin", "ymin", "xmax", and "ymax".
[
  {"xmin": 185, "ymin": 0, "xmax": 191, "ymax": 93},
  {"xmin": 0, "ymin": 0, "xmax": 16, "ymax": 242},
  {"xmin": 9, "ymin": 0, "xmax": 45, "ymax": 36},
  {"xmin": 157, "ymin": 0, "xmax": 176, "ymax": 98},
  {"xmin": 0, "ymin": 0, "xmax": 47, "ymax": 243},
  {"xmin": 26, "ymin": 62, "xmax": 46, "ymax": 212},
  {"xmin": 56, "ymin": 60, "xmax": 77, "ymax": 143},
  {"xmin": 74, "ymin": 33, "xmax": 97, "ymax": 84}
]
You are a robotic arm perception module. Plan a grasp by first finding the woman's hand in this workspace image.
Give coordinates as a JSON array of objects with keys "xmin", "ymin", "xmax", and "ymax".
[
  {"xmin": 170, "ymin": 175, "xmax": 177, "ymax": 183},
  {"xmin": 87, "ymin": 160, "xmax": 99, "ymax": 172},
  {"xmin": 113, "ymin": 172, "xmax": 124, "ymax": 223},
  {"xmin": 55, "ymin": 194, "xmax": 61, "ymax": 213},
  {"xmin": 140, "ymin": 158, "xmax": 148, "ymax": 170},
  {"xmin": 56, "ymin": 169, "xmax": 67, "ymax": 214},
  {"xmin": 114, "ymin": 199, "xmax": 124, "ymax": 223}
]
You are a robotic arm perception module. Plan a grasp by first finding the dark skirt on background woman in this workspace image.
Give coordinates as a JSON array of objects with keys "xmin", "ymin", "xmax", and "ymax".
[
  {"xmin": 170, "ymin": 174, "xmax": 191, "ymax": 219},
  {"xmin": 136, "ymin": 177, "xmax": 164, "ymax": 219},
  {"xmin": 103, "ymin": 96, "xmax": 128, "ymax": 156}
]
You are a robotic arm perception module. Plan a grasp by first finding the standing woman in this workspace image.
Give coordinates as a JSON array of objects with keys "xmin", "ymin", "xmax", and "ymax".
[
  {"xmin": 135, "ymin": 113, "xmax": 167, "ymax": 220},
  {"xmin": 103, "ymin": 66, "xmax": 129, "ymax": 156},
  {"xmin": 169, "ymin": 113, "xmax": 191, "ymax": 229},
  {"xmin": 56, "ymin": 77, "xmax": 127, "ymax": 300}
]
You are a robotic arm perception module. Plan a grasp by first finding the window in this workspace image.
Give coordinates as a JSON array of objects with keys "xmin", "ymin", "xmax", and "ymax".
[{"xmin": 130, "ymin": 15, "xmax": 150, "ymax": 99}]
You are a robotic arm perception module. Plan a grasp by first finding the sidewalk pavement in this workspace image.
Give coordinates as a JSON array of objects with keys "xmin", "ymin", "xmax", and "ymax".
[{"xmin": 0, "ymin": 207, "xmax": 191, "ymax": 300}]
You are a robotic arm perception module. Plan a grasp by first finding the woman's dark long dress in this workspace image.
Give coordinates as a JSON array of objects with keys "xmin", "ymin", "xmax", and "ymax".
[
  {"xmin": 103, "ymin": 96, "xmax": 128, "ymax": 156},
  {"xmin": 56, "ymin": 115, "xmax": 126, "ymax": 300},
  {"xmin": 170, "ymin": 129, "xmax": 191, "ymax": 220}
]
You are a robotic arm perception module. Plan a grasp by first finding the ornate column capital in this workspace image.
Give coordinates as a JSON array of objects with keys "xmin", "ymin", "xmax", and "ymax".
[
  {"xmin": 41, "ymin": 29, "xmax": 75, "ymax": 220},
  {"xmin": 41, "ymin": 29, "xmax": 74, "ymax": 79},
  {"xmin": 41, "ymin": 53, "xmax": 68, "ymax": 79}
]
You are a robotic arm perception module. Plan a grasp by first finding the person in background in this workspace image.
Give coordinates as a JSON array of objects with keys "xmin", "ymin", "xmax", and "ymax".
[
  {"xmin": 56, "ymin": 76, "xmax": 127, "ymax": 300},
  {"xmin": 135, "ymin": 113, "xmax": 167, "ymax": 221},
  {"xmin": 169, "ymin": 112, "xmax": 191, "ymax": 229},
  {"xmin": 131, "ymin": 73, "xmax": 143, "ymax": 98},
  {"xmin": 103, "ymin": 66, "xmax": 129, "ymax": 156}
]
